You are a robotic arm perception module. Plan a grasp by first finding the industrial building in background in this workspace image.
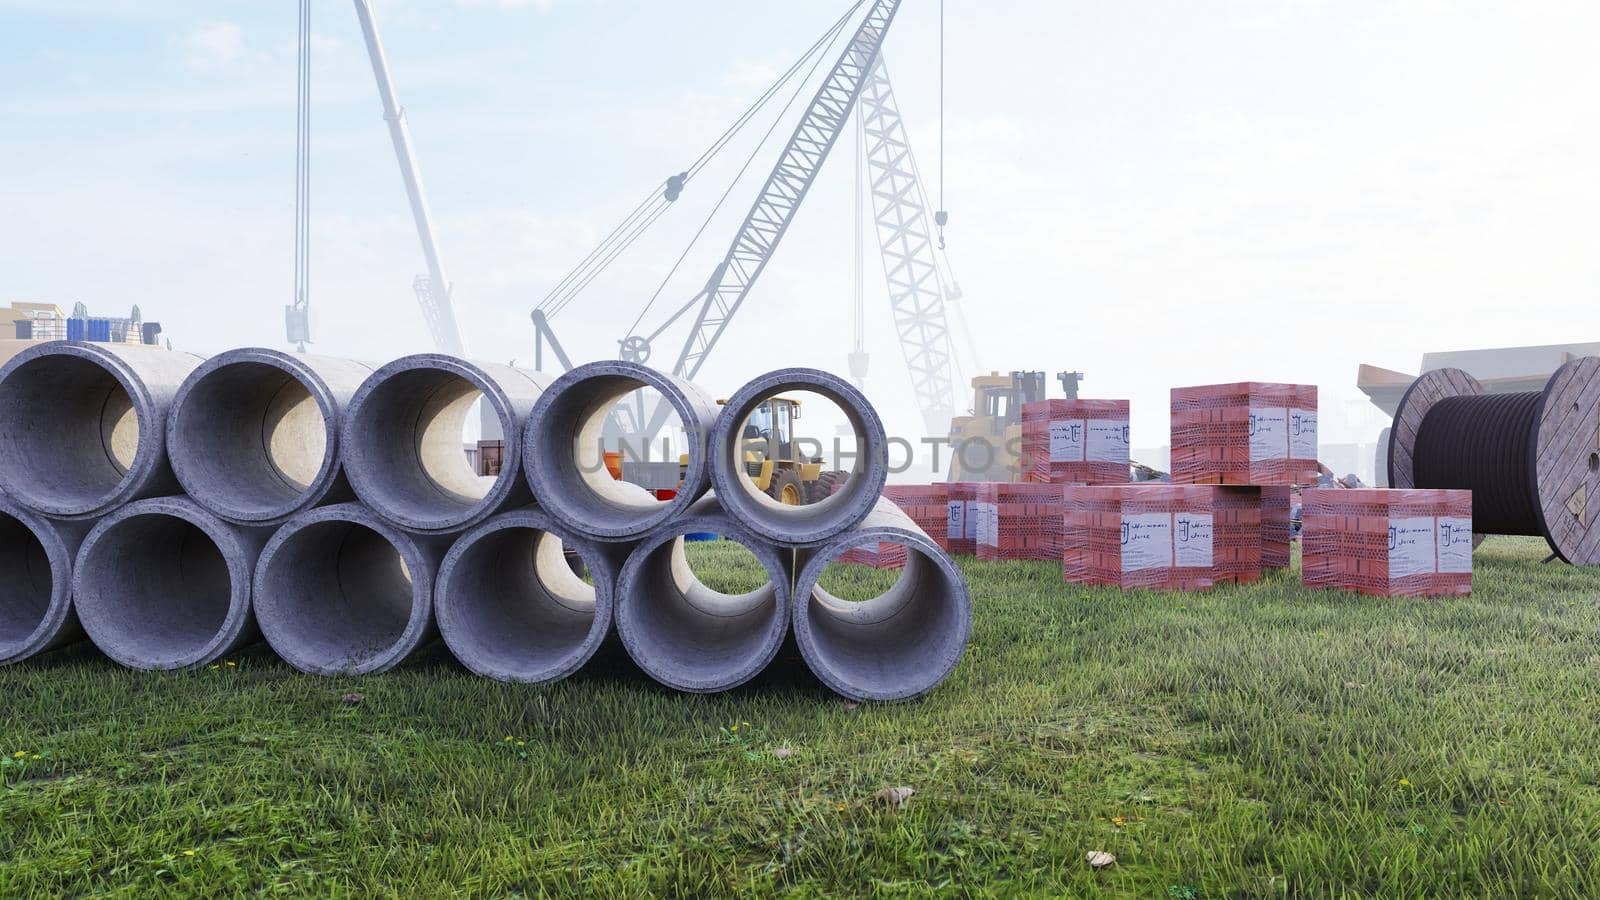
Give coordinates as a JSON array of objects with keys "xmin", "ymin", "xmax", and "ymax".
[{"xmin": 1, "ymin": 300, "xmax": 165, "ymax": 368}]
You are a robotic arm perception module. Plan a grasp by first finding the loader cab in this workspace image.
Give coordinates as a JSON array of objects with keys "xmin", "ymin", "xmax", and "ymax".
[{"xmin": 743, "ymin": 396, "xmax": 801, "ymax": 462}]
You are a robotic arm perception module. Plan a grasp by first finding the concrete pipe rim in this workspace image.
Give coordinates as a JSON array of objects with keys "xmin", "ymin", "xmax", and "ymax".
[
  {"xmin": 168, "ymin": 347, "xmax": 343, "ymax": 526},
  {"xmin": 72, "ymin": 497, "xmax": 256, "ymax": 670},
  {"xmin": 0, "ymin": 342, "xmax": 162, "ymax": 519},
  {"xmin": 253, "ymin": 503, "xmax": 436, "ymax": 676},
  {"xmin": 0, "ymin": 498, "xmax": 75, "ymax": 666},
  {"xmin": 792, "ymin": 529, "xmax": 971, "ymax": 703},
  {"xmin": 436, "ymin": 509, "xmax": 613, "ymax": 684},
  {"xmin": 615, "ymin": 519, "xmax": 791, "ymax": 694},
  {"xmin": 523, "ymin": 361, "xmax": 710, "ymax": 541},
  {"xmin": 341, "ymin": 354, "xmax": 523, "ymax": 534},
  {"xmin": 711, "ymin": 369, "xmax": 888, "ymax": 546}
]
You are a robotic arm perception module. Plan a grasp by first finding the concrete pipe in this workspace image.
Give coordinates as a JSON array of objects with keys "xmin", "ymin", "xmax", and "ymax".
[
  {"xmin": 169, "ymin": 349, "xmax": 374, "ymax": 526},
  {"xmin": 523, "ymin": 361, "xmax": 720, "ymax": 542},
  {"xmin": 341, "ymin": 355, "xmax": 548, "ymax": 534},
  {"xmin": 615, "ymin": 494, "xmax": 793, "ymax": 693},
  {"xmin": 793, "ymin": 497, "xmax": 970, "ymax": 702},
  {"xmin": 73, "ymin": 496, "xmax": 267, "ymax": 670},
  {"xmin": 253, "ymin": 503, "xmax": 448, "ymax": 675},
  {"xmin": 0, "ymin": 343, "xmax": 205, "ymax": 520},
  {"xmin": 0, "ymin": 496, "xmax": 92, "ymax": 665},
  {"xmin": 436, "ymin": 507, "xmax": 632, "ymax": 684},
  {"xmin": 710, "ymin": 368, "xmax": 887, "ymax": 546}
]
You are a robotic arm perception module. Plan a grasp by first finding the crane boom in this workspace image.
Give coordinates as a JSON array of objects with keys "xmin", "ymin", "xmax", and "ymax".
[
  {"xmin": 858, "ymin": 55, "xmax": 956, "ymax": 435},
  {"xmin": 352, "ymin": 0, "xmax": 467, "ymax": 356}
]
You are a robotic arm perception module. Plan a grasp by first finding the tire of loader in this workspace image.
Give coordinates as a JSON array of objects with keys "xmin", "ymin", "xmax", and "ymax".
[
  {"xmin": 767, "ymin": 467, "xmax": 805, "ymax": 506},
  {"xmin": 807, "ymin": 469, "xmax": 848, "ymax": 504}
]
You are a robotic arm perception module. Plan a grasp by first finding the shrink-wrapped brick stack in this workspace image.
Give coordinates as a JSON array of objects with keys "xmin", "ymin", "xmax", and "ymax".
[
  {"xmin": 1171, "ymin": 382, "xmax": 1319, "ymax": 486},
  {"xmin": 975, "ymin": 481, "xmax": 1067, "ymax": 562},
  {"xmin": 944, "ymin": 481, "xmax": 980, "ymax": 556},
  {"xmin": 0, "ymin": 345, "xmax": 971, "ymax": 702},
  {"xmin": 1020, "ymin": 399, "xmax": 1130, "ymax": 485},
  {"xmin": 1062, "ymin": 484, "xmax": 1264, "ymax": 590},
  {"xmin": 835, "ymin": 483, "xmax": 947, "ymax": 569},
  {"xmin": 1301, "ymin": 488, "xmax": 1473, "ymax": 596}
]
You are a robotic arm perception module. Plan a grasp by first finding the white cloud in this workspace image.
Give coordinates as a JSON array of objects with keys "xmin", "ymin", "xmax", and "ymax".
[{"xmin": 181, "ymin": 21, "xmax": 264, "ymax": 71}]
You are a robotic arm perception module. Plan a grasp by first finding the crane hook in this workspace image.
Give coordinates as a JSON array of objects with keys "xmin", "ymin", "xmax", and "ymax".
[{"xmin": 934, "ymin": 209, "xmax": 949, "ymax": 249}]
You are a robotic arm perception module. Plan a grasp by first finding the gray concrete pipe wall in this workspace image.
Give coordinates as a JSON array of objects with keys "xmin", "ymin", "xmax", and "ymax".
[
  {"xmin": 435, "ymin": 507, "xmax": 632, "ymax": 684},
  {"xmin": 615, "ymin": 494, "xmax": 794, "ymax": 693},
  {"xmin": 0, "ymin": 343, "xmax": 205, "ymax": 520},
  {"xmin": 710, "ymin": 368, "xmax": 888, "ymax": 546},
  {"xmin": 72, "ymin": 496, "xmax": 268, "ymax": 670},
  {"xmin": 524, "ymin": 361, "xmax": 720, "ymax": 542},
  {"xmin": 0, "ymin": 495, "xmax": 92, "ymax": 665},
  {"xmin": 168, "ymin": 349, "xmax": 375, "ymax": 526},
  {"xmin": 792, "ymin": 497, "xmax": 970, "ymax": 701},
  {"xmin": 253, "ymin": 503, "xmax": 450, "ymax": 675},
  {"xmin": 341, "ymin": 355, "xmax": 548, "ymax": 534}
]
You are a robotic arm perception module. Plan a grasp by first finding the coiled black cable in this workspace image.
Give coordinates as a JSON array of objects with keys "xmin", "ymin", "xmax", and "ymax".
[{"xmin": 1411, "ymin": 392, "xmax": 1542, "ymax": 535}]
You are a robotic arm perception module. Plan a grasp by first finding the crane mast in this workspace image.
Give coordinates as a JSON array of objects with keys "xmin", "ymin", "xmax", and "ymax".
[
  {"xmin": 858, "ymin": 55, "xmax": 957, "ymax": 434},
  {"xmin": 632, "ymin": 0, "xmax": 902, "ymax": 438},
  {"xmin": 352, "ymin": 0, "xmax": 468, "ymax": 357}
]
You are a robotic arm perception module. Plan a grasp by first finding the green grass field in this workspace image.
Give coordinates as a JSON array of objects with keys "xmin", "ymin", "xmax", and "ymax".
[{"xmin": 4, "ymin": 537, "xmax": 1600, "ymax": 897}]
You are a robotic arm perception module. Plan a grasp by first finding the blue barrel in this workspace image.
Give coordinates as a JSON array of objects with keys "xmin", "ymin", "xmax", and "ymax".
[
  {"xmin": 87, "ymin": 318, "xmax": 112, "ymax": 342},
  {"xmin": 684, "ymin": 532, "xmax": 719, "ymax": 542},
  {"xmin": 66, "ymin": 318, "xmax": 86, "ymax": 342}
]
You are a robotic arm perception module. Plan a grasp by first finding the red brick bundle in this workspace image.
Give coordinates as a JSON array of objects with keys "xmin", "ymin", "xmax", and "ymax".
[
  {"xmin": 1260, "ymin": 484, "xmax": 1292, "ymax": 569},
  {"xmin": 1171, "ymin": 382, "xmax": 1319, "ymax": 485},
  {"xmin": 1301, "ymin": 488, "xmax": 1472, "ymax": 596},
  {"xmin": 944, "ymin": 482, "xmax": 980, "ymax": 556},
  {"xmin": 1020, "ymin": 399, "xmax": 1131, "ymax": 485},
  {"xmin": 1062, "ymin": 484, "xmax": 1264, "ymax": 590},
  {"xmin": 974, "ymin": 482, "xmax": 1067, "ymax": 562}
]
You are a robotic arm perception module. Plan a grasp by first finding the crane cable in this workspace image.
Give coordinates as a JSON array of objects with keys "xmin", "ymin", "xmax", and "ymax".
[
  {"xmin": 933, "ymin": 0, "xmax": 949, "ymax": 249},
  {"xmin": 536, "ymin": 0, "xmax": 866, "ymax": 321},
  {"xmin": 620, "ymin": 4, "xmax": 857, "ymax": 341},
  {"xmin": 291, "ymin": 0, "xmax": 311, "ymax": 352}
]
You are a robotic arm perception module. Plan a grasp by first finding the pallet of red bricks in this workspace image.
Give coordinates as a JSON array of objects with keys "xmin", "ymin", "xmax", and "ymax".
[
  {"xmin": 1301, "ymin": 488, "xmax": 1472, "ymax": 596},
  {"xmin": 1020, "ymin": 399, "xmax": 1131, "ymax": 485},
  {"xmin": 945, "ymin": 482, "xmax": 980, "ymax": 556},
  {"xmin": 975, "ymin": 482, "xmax": 1067, "ymax": 562},
  {"xmin": 1062, "ymin": 484, "xmax": 1264, "ymax": 590},
  {"xmin": 1171, "ymin": 382, "xmax": 1319, "ymax": 485},
  {"xmin": 1260, "ymin": 484, "xmax": 1292, "ymax": 569},
  {"xmin": 834, "ymin": 483, "xmax": 948, "ymax": 568}
]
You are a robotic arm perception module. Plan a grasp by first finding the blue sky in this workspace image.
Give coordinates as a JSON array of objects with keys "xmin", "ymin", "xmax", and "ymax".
[{"xmin": 4, "ymin": 1, "xmax": 1600, "ymax": 467}]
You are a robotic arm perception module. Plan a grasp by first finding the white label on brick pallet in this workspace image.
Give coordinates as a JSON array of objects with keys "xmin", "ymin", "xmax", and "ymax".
[
  {"xmin": 946, "ymin": 500, "xmax": 965, "ymax": 540},
  {"xmin": 1086, "ymin": 419, "xmax": 1131, "ymax": 464},
  {"xmin": 1120, "ymin": 512, "xmax": 1173, "ymax": 571},
  {"xmin": 1049, "ymin": 419, "xmax": 1086, "ymax": 462},
  {"xmin": 1174, "ymin": 512, "xmax": 1214, "ymax": 568},
  {"xmin": 1248, "ymin": 407, "xmax": 1289, "ymax": 461},
  {"xmin": 1437, "ymin": 517, "xmax": 1473, "ymax": 573},
  {"xmin": 963, "ymin": 500, "xmax": 977, "ymax": 539},
  {"xmin": 1388, "ymin": 516, "xmax": 1436, "ymax": 580},
  {"xmin": 1289, "ymin": 408, "xmax": 1318, "ymax": 459},
  {"xmin": 974, "ymin": 502, "xmax": 998, "ymax": 547}
]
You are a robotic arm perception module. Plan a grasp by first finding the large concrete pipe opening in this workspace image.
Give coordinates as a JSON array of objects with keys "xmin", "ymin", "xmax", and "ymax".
[
  {"xmin": 341, "ymin": 355, "xmax": 546, "ymax": 534},
  {"xmin": 73, "ymin": 498, "xmax": 262, "ymax": 670},
  {"xmin": 437, "ymin": 509, "xmax": 627, "ymax": 683},
  {"xmin": 524, "ymin": 361, "xmax": 719, "ymax": 541},
  {"xmin": 0, "ymin": 499, "xmax": 87, "ymax": 665},
  {"xmin": 0, "ymin": 343, "xmax": 202, "ymax": 518},
  {"xmin": 711, "ymin": 369, "xmax": 887, "ymax": 546},
  {"xmin": 793, "ymin": 501, "xmax": 971, "ymax": 702},
  {"xmin": 616, "ymin": 500, "xmax": 792, "ymax": 693},
  {"xmin": 254, "ymin": 504, "xmax": 443, "ymax": 675},
  {"xmin": 169, "ymin": 350, "xmax": 372, "ymax": 525}
]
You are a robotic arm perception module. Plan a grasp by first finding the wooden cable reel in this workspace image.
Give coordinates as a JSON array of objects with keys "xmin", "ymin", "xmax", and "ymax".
[{"xmin": 1388, "ymin": 357, "xmax": 1600, "ymax": 564}]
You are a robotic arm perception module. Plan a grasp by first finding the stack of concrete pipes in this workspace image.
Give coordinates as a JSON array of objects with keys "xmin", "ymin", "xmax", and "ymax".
[{"xmin": 0, "ymin": 344, "xmax": 970, "ymax": 701}]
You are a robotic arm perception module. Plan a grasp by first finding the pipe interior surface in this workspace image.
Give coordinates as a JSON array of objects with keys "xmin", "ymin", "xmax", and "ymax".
[
  {"xmin": 0, "ymin": 354, "xmax": 139, "ymax": 511},
  {"xmin": 77, "ymin": 513, "xmax": 233, "ymax": 666},
  {"xmin": 441, "ymin": 527, "xmax": 598, "ymax": 679},
  {"xmin": 544, "ymin": 374, "xmax": 673, "ymax": 529},
  {"xmin": 172, "ymin": 361, "xmax": 328, "ymax": 518},
  {"xmin": 258, "ymin": 519, "xmax": 417, "ymax": 671},
  {"xmin": 0, "ymin": 512, "xmax": 52, "ymax": 651},
  {"xmin": 347, "ymin": 369, "xmax": 490, "ymax": 523}
]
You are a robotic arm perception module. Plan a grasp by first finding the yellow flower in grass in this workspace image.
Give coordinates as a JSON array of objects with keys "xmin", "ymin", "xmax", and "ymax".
[
  {"xmin": 183, "ymin": 849, "xmax": 196, "ymax": 857},
  {"xmin": 1399, "ymin": 779, "xmax": 1412, "ymax": 788},
  {"xmin": 11, "ymin": 751, "xmax": 24, "ymax": 759}
]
